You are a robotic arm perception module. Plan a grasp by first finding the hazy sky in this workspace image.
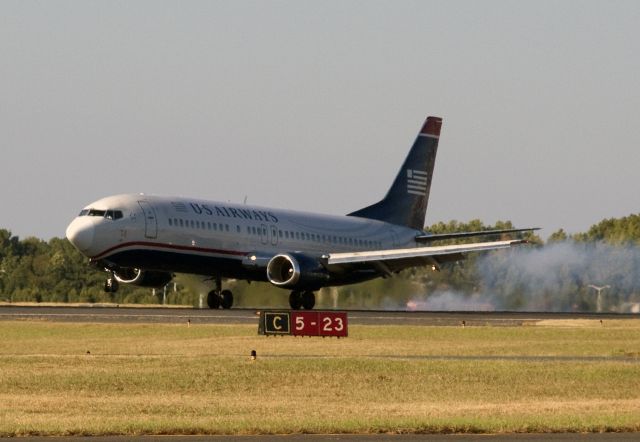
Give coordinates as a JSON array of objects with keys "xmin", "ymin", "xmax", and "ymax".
[{"xmin": 2, "ymin": 0, "xmax": 639, "ymax": 240}]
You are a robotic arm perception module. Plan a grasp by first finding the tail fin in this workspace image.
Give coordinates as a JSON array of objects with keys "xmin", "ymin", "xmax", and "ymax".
[{"xmin": 347, "ymin": 116, "xmax": 442, "ymax": 230}]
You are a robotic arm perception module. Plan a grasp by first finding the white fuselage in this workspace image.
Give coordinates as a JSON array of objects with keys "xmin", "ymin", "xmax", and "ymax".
[{"xmin": 66, "ymin": 193, "xmax": 422, "ymax": 284}]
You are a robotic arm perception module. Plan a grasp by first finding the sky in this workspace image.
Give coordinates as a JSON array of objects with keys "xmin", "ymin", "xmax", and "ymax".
[{"xmin": 1, "ymin": 0, "xmax": 639, "ymax": 240}]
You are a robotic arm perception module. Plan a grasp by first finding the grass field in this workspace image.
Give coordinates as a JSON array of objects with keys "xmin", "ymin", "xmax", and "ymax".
[{"xmin": 0, "ymin": 319, "xmax": 639, "ymax": 436}]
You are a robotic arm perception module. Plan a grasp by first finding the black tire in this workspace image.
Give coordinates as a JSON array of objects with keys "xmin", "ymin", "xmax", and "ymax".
[
  {"xmin": 220, "ymin": 290, "xmax": 233, "ymax": 309},
  {"xmin": 207, "ymin": 290, "xmax": 221, "ymax": 309},
  {"xmin": 289, "ymin": 291, "xmax": 302, "ymax": 310},
  {"xmin": 301, "ymin": 291, "xmax": 315, "ymax": 310}
]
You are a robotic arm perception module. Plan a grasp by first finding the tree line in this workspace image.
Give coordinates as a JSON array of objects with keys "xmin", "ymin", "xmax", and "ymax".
[{"xmin": 1, "ymin": 214, "xmax": 639, "ymax": 311}]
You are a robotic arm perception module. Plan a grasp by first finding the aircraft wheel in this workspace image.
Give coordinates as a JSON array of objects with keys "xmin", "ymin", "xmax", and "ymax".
[
  {"xmin": 220, "ymin": 290, "xmax": 233, "ymax": 309},
  {"xmin": 207, "ymin": 290, "xmax": 221, "ymax": 309},
  {"xmin": 104, "ymin": 277, "xmax": 118, "ymax": 293},
  {"xmin": 301, "ymin": 291, "xmax": 315, "ymax": 310},
  {"xmin": 289, "ymin": 291, "xmax": 302, "ymax": 310}
]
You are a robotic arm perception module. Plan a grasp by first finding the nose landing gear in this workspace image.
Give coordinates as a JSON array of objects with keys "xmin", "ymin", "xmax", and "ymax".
[{"xmin": 103, "ymin": 272, "xmax": 119, "ymax": 293}]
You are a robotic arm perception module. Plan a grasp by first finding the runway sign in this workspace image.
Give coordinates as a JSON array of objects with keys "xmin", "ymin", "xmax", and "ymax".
[
  {"xmin": 259, "ymin": 311, "xmax": 348, "ymax": 337},
  {"xmin": 260, "ymin": 312, "xmax": 291, "ymax": 335}
]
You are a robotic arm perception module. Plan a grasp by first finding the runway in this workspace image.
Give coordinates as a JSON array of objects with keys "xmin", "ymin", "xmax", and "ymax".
[{"xmin": 0, "ymin": 305, "xmax": 637, "ymax": 326}]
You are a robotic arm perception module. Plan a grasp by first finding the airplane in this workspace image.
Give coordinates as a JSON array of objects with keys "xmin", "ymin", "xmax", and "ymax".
[{"xmin": 66, "ymin": 116, "xmax": 537, "ymax": 310}]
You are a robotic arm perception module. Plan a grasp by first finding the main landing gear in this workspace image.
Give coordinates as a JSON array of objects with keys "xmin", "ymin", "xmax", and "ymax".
[
  {"xmin": 207, "ymin": 289, "xmax": 233, "ymax": 309},
  {"xmin": 289, "ymin": 290, "xmax": 316, "ymax": 310},
  {"xmin": 207, "ymin": 275, "xmax": 233, "ymax": 309}
]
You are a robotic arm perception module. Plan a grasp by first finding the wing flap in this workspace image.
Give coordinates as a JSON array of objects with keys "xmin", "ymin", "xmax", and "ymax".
[
  {"xmin": 415, "ymin": 228, "xmax": 540, "ymax": 243},
  {"xmin": 325, "ymin": 239, "xmax": 526, "ymax": 266}
]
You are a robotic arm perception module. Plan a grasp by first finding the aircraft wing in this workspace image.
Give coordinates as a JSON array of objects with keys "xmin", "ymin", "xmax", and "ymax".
[{"xmin": 322, "ymin": 239, "xmax": 526, "ymax": 274}]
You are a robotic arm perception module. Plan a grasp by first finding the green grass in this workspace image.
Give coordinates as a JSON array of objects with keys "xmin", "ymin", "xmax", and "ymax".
[{"xmin": 0, "ymin": 321, "xmax": 639, "ymax": 435}]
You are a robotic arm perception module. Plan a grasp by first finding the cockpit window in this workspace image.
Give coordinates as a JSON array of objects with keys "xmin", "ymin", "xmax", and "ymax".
[
  {"xmin": 79, "ymin": 209, "xmax": 123, "ymax": 220},
  {"xmin": 104, "ymin": 210, "xmax": 124, "ymax": 220}
]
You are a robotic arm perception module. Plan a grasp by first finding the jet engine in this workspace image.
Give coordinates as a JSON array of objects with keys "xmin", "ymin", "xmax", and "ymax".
[
  {"xmin": 266, "ymin": 253, "xmax": 329, "ymax": 290},
  {"xmin": 113, "ymin": 268, "xmax": 173, "ymax": 288}
]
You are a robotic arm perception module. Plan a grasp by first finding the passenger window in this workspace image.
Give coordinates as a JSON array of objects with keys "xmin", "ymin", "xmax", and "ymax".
[
  {"xmin": 236, "ymin": 225, "xmax": 240, "ymax": 233},
  {"xmin": 168, "ymin": 218, "xmax": 172, "ymax": 226},
  {"xmin": 225, "ymin": 224, "xmax": 229, "ymax": 232}
]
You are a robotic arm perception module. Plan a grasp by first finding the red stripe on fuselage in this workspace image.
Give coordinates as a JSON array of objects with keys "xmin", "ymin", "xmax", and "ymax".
[{"xmin": 90, "ymin": 241, "xmax": 247, "ymax": 261}]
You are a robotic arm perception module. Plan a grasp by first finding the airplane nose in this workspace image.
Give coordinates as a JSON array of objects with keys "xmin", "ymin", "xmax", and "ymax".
[{"xmin": 66, "ymin": 218, "xmax": 95, "ymax": 252}]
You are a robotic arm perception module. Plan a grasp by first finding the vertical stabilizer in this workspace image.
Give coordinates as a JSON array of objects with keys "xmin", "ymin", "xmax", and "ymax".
[{"xmin": 347, "ymin": 116, "xmax": 442, "ymax": 229}]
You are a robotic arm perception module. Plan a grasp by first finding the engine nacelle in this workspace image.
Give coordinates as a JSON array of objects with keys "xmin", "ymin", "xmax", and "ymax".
[
  {"xmin": 113, "ymin": 268, "xmax": 173, "ymax": 288},
  {"xmin": 266, "ymin": 253, "xmax": 329, "ymax": 290}
]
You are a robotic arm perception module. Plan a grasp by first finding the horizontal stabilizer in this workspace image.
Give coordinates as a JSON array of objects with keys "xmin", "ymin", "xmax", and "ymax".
[{"xmin": 415, "ymin": 227, "xmax": 540, "ymax": 243}]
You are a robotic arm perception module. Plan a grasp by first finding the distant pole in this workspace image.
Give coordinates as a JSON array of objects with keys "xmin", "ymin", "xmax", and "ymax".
[
  {"xmin": 588, "ymin": 285, "xmax": 610, "ymax": 313},
  {"xmin": 162, "ymin": 284, "xmax": 167, "ymax": 305}
]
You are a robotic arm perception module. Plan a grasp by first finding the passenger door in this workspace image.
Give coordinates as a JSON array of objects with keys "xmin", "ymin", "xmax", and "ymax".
[{"xmin": 138, "ymin": 201, "xmax": 158, "ymax": 239}]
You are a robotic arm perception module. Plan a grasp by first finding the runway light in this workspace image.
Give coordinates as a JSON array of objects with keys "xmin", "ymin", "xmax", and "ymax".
[{"xmin": 250, "ymin": 350, "xmax": 257, "ymax": 361}]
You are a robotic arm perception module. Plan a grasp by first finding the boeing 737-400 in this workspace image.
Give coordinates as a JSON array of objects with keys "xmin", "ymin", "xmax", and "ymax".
[{"xmin": 66, "ymin": 116, "xmax": 536, "ymax": 309}]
